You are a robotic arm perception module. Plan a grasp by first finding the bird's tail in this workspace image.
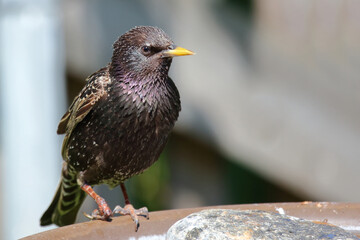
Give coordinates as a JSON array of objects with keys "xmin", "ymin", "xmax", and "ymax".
[{"xmin": 40, "ymin": 170, "xmax": 86, "ymax": 227}]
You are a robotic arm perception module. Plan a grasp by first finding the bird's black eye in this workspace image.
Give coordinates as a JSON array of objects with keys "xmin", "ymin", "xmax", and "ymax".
[{"xmin": 141, "ymin": 45, "xmax": 151, "ymax": 56}]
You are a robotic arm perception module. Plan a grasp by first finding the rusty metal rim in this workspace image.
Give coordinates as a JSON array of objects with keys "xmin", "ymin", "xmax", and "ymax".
[{"xmin": 23, "ymin": 202, "xmax": 360, "ymax": 239}]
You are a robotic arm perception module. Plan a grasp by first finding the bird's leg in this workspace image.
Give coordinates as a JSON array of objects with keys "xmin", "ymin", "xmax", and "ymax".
[
  {"xmin": 113, "ymin": 183, "xmax": 149, "ymax": 231},
  {"xmin": 81, "ymin": 183, "xmax": 112, "ymax": 221}
]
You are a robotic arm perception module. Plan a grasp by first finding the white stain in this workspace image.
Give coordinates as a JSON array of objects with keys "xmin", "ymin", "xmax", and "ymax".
[
  {"xmin": 275, "ymin": 207, "xmax": 285, "ymax": 215},
  {"xmin": 128, "ymin": 233, "xmax": 166, "ymax": 240}
]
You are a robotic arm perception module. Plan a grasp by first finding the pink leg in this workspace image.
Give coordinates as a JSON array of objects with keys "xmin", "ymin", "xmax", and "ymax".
[
  {"xmin": 113, "ymin": 183, "xmax": 149, "ymax": 231},
  {"xmin": 81, "ymin": 183, "xmax": 112, "ymax": 220}
]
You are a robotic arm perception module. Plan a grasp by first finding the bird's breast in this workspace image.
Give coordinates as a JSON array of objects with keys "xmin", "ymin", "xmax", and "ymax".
[{"xmin": 66, "ymin": 78, "xmax": 180, "ymax": 184}]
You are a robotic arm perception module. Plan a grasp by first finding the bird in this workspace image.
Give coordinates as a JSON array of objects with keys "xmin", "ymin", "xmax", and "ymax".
[{"xmin": 40, "ymin": 26, "xmax": 194, "ymax": 231}]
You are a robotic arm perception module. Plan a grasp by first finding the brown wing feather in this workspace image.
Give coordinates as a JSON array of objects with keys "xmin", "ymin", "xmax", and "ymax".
[
  {"xmin": 57, "ymin": 111, "xmax": 71, "ymax": 134},
  {"xmin": 58, "ymin": 66, "xmax": 111, "ymax": 160}
]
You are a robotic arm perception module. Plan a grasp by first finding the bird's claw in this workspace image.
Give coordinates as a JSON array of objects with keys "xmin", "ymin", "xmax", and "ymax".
[
  {"xmin": 83, "ymin": 211, "xmax": 94, "ymax": 220},
  {"xmin": 83, "ymin": 208, "xmax": 112, "ymax": 221},
  {"xmin": 113, "ymin": 204, "xmax": 149, "ymax": 231}
]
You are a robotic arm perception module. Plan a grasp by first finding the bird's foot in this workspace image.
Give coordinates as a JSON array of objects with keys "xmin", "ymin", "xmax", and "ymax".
[
  {"xmin": 83, "ymin": 207, "xmax": 112, "ymax": 221},
  {"xmin": 113, "ymin": 204, "xmax": 149, "ymax": 231},
  {"xmin": 81, "ymin": 183, "xmax": 112, "ymax": 221}
]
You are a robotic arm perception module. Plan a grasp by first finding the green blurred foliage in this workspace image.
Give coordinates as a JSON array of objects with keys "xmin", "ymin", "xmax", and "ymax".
[
  {"xmin": 225, "ymin": 0, "xmax": 253, "ymax": 16},
  {"xmin": 225, "ymin": 159, "xmax": 303, "ymax": 204},
  {"xmin": 128, "ymin": 151, "xmax": 170, "ymax": 211}
]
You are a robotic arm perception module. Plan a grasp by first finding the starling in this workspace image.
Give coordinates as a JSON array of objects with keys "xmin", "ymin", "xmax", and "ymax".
[{"xmin": 40, "ymin": 26, "xmax": 194, "ymax": 230}]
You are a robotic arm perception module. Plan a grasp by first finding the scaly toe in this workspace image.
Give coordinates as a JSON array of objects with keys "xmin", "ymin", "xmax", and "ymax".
[
  {"xmin": 113, "ymin": 204, "xmax": 149, "ymax": 231},
  {"xmin": 83, "ymin": 208, "xmax": 112, "ymax": 221},
  {"xmin": 136, "ymin": 207, "xmax": 149, "ymax": 219}
]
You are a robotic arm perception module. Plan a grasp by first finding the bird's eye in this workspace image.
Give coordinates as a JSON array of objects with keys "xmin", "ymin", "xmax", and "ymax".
[{"xmin": 141, "ymin": 45, "xmax": 151, "ymax": 55}]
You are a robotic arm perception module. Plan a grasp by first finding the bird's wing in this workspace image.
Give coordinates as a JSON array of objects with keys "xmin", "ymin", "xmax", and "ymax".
[{"xmin": 58, "ymin": 66, "xmax": 111, "ymax": 160}]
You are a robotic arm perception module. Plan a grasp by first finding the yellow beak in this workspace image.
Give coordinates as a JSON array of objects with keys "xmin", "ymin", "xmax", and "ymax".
[{"xmin": 162, "ymin": 46, "xmax": 195, "ymax": 58}]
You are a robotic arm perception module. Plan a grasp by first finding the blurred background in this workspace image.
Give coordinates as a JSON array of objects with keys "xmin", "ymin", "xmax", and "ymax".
[{"xmin": 1, "ymin": 0, "xmax": 360, "ymax": 239}]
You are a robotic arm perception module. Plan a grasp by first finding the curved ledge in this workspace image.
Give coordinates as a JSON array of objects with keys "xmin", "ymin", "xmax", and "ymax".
[{"xmin": 23, "ymin": 202, "xmax": 360, "ymax": 239}]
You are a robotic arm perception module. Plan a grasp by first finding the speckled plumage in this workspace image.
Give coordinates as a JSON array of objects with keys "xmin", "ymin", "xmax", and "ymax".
[
  {"xmin": 66, "ymin": 65, "xmax": 180, "ymax": 186},
  {"xmin": 40, "ymin": 26, "xmax": 192, "ymax": 227}
]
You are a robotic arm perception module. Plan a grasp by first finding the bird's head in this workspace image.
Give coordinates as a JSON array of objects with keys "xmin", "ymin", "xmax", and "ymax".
[{"xmin": 110, "ymin": 26, "xmax": 194, "ymax": 78}]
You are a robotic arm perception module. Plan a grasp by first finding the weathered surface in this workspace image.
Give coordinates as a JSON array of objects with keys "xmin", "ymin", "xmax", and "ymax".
[{"xmin": 166, "ymin": 209, "xmax": 359, "ymax": 240}]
